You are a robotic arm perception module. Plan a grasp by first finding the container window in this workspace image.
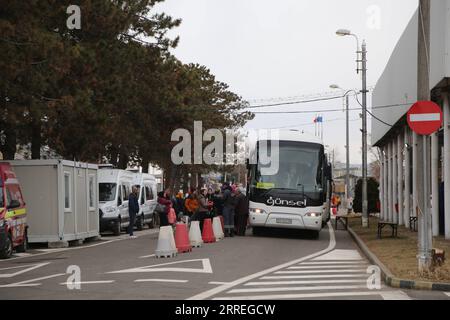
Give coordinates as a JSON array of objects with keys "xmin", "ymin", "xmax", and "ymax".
[
  {"xmin": 64, "ymin": 172, "xmax": 71, "ymax": 211},
  {"xmin": 88, "ymin": 175, "xmax": 95, "ymax": 209}
]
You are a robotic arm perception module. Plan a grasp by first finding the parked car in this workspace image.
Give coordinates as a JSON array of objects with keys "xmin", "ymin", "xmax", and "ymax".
[
  {"xmin": 0, "ymin": 162, "xmax": 28, "ymax": 259},
  {"xmin": 132, "ymin": 173, "xmax": 158, "ymax": 230},
  {"xmin": 98, "ymin": 169, "xmax": 134, "ymax": 235}
]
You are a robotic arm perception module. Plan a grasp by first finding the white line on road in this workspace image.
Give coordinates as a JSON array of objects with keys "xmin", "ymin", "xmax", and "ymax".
[
  {"xmin": 275, "ymin": 269, "xmax": 367, "ymax": 274},
  {"xmin": 228, "ymin": 284, "xmax": 369, "ymax": 294},
  {"xmin": 109, "ymin": 258, "xmax": 213, "ymax": 274},
  {"xmin": 0, "ymin": 229, "xmax": 160, "ymax": 262},
  {"xmin": 134, "ymin": 279, "xmax": 188, "ymax": 283},
  {"xmin": 379, "ymin": 291, "xmax": 412, "ymax": 300},
  {"xmin": 0, "ymin": 273, "xmax": 65, "ymax": 288},
  {"xmin": 187, "ymin": 221, "xmax": 336, "ymax": 300},
  {"xmin": 312, "ymin": 249, "xmax": 363, "ymax": 261},
  {"xmin": 12, "ymin": 253, "xmax": 33, "ymax": 257},
  {"xmin": 212, "ymin": 291, "xmax": 393, "ymax": 300},
  {"xmin": 0, "ymin": 262, "xmax": 51, "ymax": 278},
  {"xmin": 59, "ymin": 280, "xmax": 115, "ymax": 285},
  {"xmin": 444, "ymin": 292, "xmax": 450, "ymax": 297},
  {"xmin": 244, "ymin": 279, "xmax": 368, "ymax": 286},
  {"xmin": 300, "ymin": 261, "xmax": 367, "ymax": 265},
  {"xmin": 139, "ymin": 254, "xmax": 156, "ymax": 259},
  {"xmin": 261, "ymin": 274, "xmax": 369, "ymax": 280},
  {"xmin": 288, "ymin": 265, "xmax": 369, "ymax": 270},
  {"xmin": 209, "ymin": 282, "xmax": 230, "ymax": 285}
]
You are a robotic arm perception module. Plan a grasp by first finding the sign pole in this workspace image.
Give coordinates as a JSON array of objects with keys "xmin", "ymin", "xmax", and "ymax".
[{"xmin": 418, "ymin": 134, "xmax": 432, "ymax": 272}]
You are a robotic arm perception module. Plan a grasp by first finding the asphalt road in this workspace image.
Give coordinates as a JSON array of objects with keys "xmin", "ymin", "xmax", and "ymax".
[{"xmin": 0, "ymin": 222, "xmax": 449, "ymax": 300}]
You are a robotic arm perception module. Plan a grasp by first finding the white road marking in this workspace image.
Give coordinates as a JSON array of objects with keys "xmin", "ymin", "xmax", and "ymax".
[
  {"xmin": 12, "ymin": 253, "xmax": 32, "ymax": 257},
  {"xmin": 0, "ymin": 273, "xmax": 65, "ymax": 288},
  {"xmin": 299, "ymin": 261, "xmax": 367, "ymax": 265},
  {"xmin": 275, "ymin": 269, "xmax": 367, "ymax": 274},
  {"xmin": 444, "ymin": 292, "xmax": 450, "ymax": 297},
  {"xmin": 139, "ymin": 254, "xmax": 156, "ymax": 259},
  {"xmin": 59, "ymin": 280, "xmax": 115, "ymax": 285},
  {"xmin": 0, "ymin": 262, "xmax": 50, "ymax": 278},
  {"xmin": 187, "ymin": 221, "xmax": 336, "ymax": 300},
  {"xmin": 379, "ymin": 291, "xmax": 412, "ymax": 300},
  {"xmin": 209, "ymin": 282, "xmax": 229, "ymax": 285},
  {"xmin": 228, "ymin": 284, "xmax": 369, "ymax": 294},
  {"xmin": 312, "ymin": 249, "xmax": 363, "ymax": 261},
  {"xmin": 409, "ymin": 113, "xmax": 441, "ymax": 122},
  {"xmin": 134, "ymin": 279, "xmax": 188, "ymax": 283},
  {"xmin": 0, "ymin": 229, "xmax": 159, "ymax": 262},
  {"xmin": 212, "ymin": 291, "xmax": 392, "ymax": 300},
  {"xmin": 108, "ymin": 258, "xmax": 213, "ymax": 274},
  {"xmin": 288, "ymin": 265, "xmax": 369, "ymax": 270},
  {"xmin": 261, "ymin": 274, "xmax": 369, "ymax": 280},
  {"xmin": 244, "ymin": 279, "xmax": 368, "ymax": 286}
]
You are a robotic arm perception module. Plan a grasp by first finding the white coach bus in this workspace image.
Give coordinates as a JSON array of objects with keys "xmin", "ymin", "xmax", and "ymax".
[{"xmin": 246, "ymin": 130, "xmax": 333, "ymax": 238}]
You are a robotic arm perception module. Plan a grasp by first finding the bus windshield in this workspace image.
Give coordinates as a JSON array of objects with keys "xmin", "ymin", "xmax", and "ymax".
[{"xmin": 253, "ymin": 141, "xmax": 323, "ymax": 193}]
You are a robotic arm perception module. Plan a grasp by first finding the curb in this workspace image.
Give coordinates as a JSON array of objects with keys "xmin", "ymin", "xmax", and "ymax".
[{"xmin": 347, "ymin": 225, "xmax": 450, "ymax": 291}]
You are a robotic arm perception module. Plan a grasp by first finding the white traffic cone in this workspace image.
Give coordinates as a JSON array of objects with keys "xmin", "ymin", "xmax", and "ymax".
[
  {"xmin": 155, "ymin": 226, "xmax": 178, "ymax": 258},
  {"xmin": 212, "ymin": 216, "xmax": 224, "ymax": 241},
  {"xmin": 189, "ymin": 220, "xmax": 203, "ymax": 248}
]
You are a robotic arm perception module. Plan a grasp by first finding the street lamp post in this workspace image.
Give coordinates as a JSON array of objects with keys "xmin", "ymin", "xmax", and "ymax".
[
  {"xmin": 336, "ymin": 29, "xmax": 369, "ymax": 227},
  {"xmin": 330, "ymin": 85, "xmax": 355, "ymax": 213}
]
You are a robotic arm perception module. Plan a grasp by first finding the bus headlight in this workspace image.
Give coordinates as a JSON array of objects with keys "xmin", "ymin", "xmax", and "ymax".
[
  {"xmin": 250, "ymin": 208, "xmax": 267, "ymax": 215},
  {"xmin": 306, "ymin": 212, "xmax": 322, "ymax": 217}
]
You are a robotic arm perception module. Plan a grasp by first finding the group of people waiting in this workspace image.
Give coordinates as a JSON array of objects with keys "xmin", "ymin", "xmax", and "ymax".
[{"xmin": 156, "ymin": 182, "xmax": 249, "ymax": 237}]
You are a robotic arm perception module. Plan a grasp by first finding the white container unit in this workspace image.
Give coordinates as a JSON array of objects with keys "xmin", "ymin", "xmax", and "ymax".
[{"xmin": 8, "ymin": 160, "xmax": 99, "ymax": 247}]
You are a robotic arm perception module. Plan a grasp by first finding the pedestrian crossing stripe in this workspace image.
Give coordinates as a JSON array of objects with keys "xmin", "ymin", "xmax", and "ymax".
[
  {"xmin": 212, "ymin": 291, "xmax": 389, "ymax": 300},
  {"xmin": 228, "ymin": 284, "xmax": 369, "ymax": 294},
  {"xmin": 244, "ymin": 279, "xmax": 368, "ymax": 286}
]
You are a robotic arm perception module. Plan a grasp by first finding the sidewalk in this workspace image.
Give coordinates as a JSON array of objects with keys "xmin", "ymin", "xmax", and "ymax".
[{"xmin": 334, "ymin": 209, "xmax": 450, "ymax": 290}]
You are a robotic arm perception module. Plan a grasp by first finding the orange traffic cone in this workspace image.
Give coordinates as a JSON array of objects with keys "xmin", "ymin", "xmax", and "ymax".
[
  {"xmin": 202, "ymin": 219, "xmax": 216, "ymax": 243},
  {"xmin": 175, "ymin": 223, "xmax": 192, "ymax": 253}
]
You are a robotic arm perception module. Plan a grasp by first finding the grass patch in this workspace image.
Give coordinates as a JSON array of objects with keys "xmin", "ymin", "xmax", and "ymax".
[{"xmin": 348, "ymin": 216, "xmax": 450, "ymax": 283}]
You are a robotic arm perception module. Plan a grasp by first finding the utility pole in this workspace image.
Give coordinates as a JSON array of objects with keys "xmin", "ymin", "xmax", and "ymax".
[
  {"xmin": 361, "ymin": 40, "xmax": 369, "ymax": 228},
  {"xmin": 346, "ymin": 95, "xmax": 350, "ymax": 212},
  {"xmin": 417, "ymin": 0, "xmax": 432, "ymax": 272}
]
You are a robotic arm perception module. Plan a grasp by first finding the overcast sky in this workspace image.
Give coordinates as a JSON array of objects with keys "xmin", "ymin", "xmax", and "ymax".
[{"xmin": 155, "ymin": 0, "xmax": 418, "ymax": 164}]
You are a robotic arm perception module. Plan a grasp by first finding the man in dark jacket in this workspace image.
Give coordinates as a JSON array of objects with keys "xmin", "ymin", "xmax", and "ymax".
[
  {"xmin": 234, "ymin": 187, "xmax": 249, "ymax": 236},
  {"xmin": 128, "ymin": 186, "xmax": 140, "ymax": 238}
]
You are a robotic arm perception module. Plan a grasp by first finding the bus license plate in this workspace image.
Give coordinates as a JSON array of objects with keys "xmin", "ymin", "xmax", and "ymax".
[{"xmin": 276, "ymin": 218, "xmax": 292, "ymax": 225}]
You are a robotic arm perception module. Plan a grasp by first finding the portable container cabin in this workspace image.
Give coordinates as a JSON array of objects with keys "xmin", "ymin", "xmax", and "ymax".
[{"xmin": 7, "ymin": 160, "xmax": 99, "ymax": 247}]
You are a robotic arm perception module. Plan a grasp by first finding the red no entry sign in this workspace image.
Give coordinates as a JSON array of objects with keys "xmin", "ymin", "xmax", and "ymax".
[{"xmin": 407, "ymin": 101, "xmax": 443, "ymax": 135}]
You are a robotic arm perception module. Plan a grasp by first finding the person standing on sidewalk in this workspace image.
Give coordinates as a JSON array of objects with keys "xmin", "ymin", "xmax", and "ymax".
[
  {"xmin": 234, "ymin": 187, "xmax": 249, "ymax": 236},
  {"xmin": 222, "ymin": 182, "xmax": 235, "ymax": 237},
  {"xmin": 193, "ymin": 188, "xmax": 209, "ymax": 232},
  {"xmin": 157, "ymin": 191, "xmax": 172, "ymax": 227},
  {"xmin": 128, "ymin": 186, "xmax": 139, "ymax": 239}
]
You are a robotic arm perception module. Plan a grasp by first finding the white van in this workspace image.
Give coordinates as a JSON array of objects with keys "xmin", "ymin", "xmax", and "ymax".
[
  {"xmin": 132, "ymin": 173, "xmax": 158, "ymax": 230},
  {"xmin": 98, "ymin": 169, "xmax": 134, "ymax": 235}
]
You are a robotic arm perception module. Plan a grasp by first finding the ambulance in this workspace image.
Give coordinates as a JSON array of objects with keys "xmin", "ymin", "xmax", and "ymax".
[{"xmin": 0, "ymin": 162, "xmax": 28, "ymax": 259}]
